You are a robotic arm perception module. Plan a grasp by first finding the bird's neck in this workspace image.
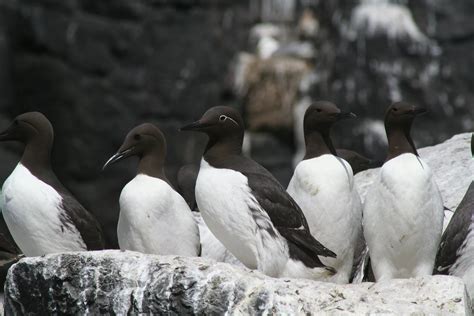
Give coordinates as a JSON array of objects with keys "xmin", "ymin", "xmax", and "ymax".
[
  {"xmin": 204, "ymin": 133, "xmax": 243, "ymax": 164},
  {"xmin": 20, "ymin": 136, "xmax": 53, "ymax": 174},
  {"xmin": 137, "ymin": 148, "xmax": 168, "ymax": 182},
  {"xmin": 386, "ymin": 125, "xmax": 418, "ymax": 161},
  {"xmin": 304, "ymin": 129, "xmax": 337, "ymax": 160}
]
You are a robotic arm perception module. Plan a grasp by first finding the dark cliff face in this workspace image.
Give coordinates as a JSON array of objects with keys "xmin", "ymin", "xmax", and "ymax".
[
  {"xmin": 0, "ymin": 0, "xmax": 472, "ymax": 248},
  {"xmin": 307, "ymin": 0, "xmax": 474, "ymax": 161},
  {"xmin": 0, "ymin": 0, "xmax": 253, "ymax": 247}
]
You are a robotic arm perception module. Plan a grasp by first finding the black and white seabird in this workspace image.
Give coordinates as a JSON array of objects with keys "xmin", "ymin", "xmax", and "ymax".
[
  {"xmin": 363, "ymin": 102, "xmax": 443, "ymax": 281},
  {"xmin": 335, "ymin": 149, "xmax": 381, "ymax": 174},
  {"xmin": 434, "ymin": 134, "xmax": 473, "ymax": 305},
  {"xmin": 181, "ymin": 106, "xmax": 336, "ymax": 279},
  {"xmin": 0, "ymin": 112, "xmax": 104, "ymax": 256},
  {"xmin": 287, "ymin": 101, "xmax": 362, "ymax": 283},
  {"xmin": 177, "ymin": 164, "xmax": 200, "ymax": 211},
  {"xmin": 103, "ymin": 123, "xmax": 200, "ymax": 256}
]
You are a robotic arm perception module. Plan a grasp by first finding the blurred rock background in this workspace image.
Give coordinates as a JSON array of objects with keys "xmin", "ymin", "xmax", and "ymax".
[{"xmin": 0, "ymin": 0, "xmax": 472, "ymax": 248}]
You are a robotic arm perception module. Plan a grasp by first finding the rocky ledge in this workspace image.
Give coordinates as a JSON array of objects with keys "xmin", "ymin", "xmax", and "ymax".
[{"xmin": 4, "ymin": 251, "xmax": 472, "ymax": 315}]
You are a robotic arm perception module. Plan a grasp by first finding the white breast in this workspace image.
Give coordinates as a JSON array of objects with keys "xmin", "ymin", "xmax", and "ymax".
[
  {"xmin": 363, "ymin": 153, "xmax": 444, "ymax": 280},
  {"xmin": 195, "ymin": 159, "xmax": 288, "ymax": 277},
  {"xmin": 1, "ymin": 164, "xmax": 86, "ymax": 256},
  {"xmin": 287, "ymin": 154, "xmax": 362, "ymax": 283},
  {"xmin": 193, "ymin": 212, "xmax": 244, "ymax": 267},
  {"xmin": 118, "ymin": 174, "xmax": 200, "ymax": 256}
]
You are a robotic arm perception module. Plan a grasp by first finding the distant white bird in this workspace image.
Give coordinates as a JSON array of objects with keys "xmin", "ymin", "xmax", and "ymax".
[
  {"xmin": 257, "ymin": 36, "xmax": 280, "ymax": 59},
  {"xmin": 363, "ymin": 102, "xmax": 443, "ymax": 281},
  {"xmin": 287, "ymin": 101, "xmax": 362, "ymax": 284},
  {"xmin": 103, "ymin": 123, "xmax": 200, "ymax": 257}
]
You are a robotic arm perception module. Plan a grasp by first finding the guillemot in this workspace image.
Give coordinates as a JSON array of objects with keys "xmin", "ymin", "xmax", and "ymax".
[
  {"xmin": 363, "ymin": 102, "xmax": 443, "ymax": 281},
  {"xmin": 434, "ymin": 134, "xmax": 473, "ymax": 306},
  {"xmin": 287, "ymin": 101, "xmax": 362, "ymax": 283},
  {"xmin": 335, "ymin": 149, "xmax": 381, "ymax": 174},
  {"xmin": 103, "ymin": 123, "xmax": 200, "ymax": 256},
  {"xmin": 181, "ymin": 106, "xmax": 336, "ymax": 279},
  {"xmin": 177, "ymin": 164, "xmax": 199, "ymax": 211},
  {"xmin": 0, "ymin": 112, "xmax": 104, "ymax": 256}
]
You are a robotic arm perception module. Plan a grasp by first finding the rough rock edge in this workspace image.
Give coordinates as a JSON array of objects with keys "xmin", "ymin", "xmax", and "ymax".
[{"xmin": 4, "ymin": 251, "xmax": 471, "ymax": 315}]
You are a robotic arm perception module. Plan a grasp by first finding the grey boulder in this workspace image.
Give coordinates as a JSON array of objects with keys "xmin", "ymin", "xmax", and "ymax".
[{"xmin": 4, "ymin": 251, "xmax": 471, "ymax": 315}]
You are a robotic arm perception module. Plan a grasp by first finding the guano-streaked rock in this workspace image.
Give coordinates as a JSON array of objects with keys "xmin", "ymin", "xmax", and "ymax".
[{"xmin": 4, "ymin": 251, "xmax": 471, "ymax": 315}]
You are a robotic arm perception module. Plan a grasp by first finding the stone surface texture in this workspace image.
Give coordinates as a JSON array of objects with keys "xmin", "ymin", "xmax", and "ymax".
[{"xmin": 4, "ymin": 251, "xmax": 472, "ymax": 315}]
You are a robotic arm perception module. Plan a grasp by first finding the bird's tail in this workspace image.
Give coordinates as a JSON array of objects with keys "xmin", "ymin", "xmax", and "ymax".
[{"xmin": 281, "ymin": 259, "xmax": 336, "ymax": 281}]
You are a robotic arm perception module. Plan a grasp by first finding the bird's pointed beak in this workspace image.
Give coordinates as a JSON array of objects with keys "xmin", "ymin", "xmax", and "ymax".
[
  {"xmin": 337, "ymin": 112, "xmax": 357, "ymax": 120},
  {"xmin": 0, "ymin": 124, "xmax": 15, "ymax": 142},
  {"xmin": 102, "ymin": 147, "xmax": 134, "ymax": 170},
  {"xmin": 179, "ymin": 120, "xmax": 212, "ymax": 132},
  {"xmin": 412, "ymin": 107, "xmax": 427, "ymax": 115}
]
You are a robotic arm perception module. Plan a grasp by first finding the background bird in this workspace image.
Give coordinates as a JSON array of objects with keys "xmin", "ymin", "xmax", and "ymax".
[{"xmin": 177, "ymin": 164, "xmax": 200, "ymax": 212}]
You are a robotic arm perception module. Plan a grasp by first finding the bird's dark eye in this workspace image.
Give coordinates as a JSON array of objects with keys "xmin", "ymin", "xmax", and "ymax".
[
  {"xmin": 316, "ymin": 109, "xmax": 322, "ymax": 113},
  {"xmin": 392, "ymin": 108, "xmax": 398, "ymax": 112},
  {"xmin": 219, "ymin": 115, "xmax": 226, "ymax": 122},
  {"xmin": 134, "ymin": 134, "xmax": 141, "ymax": 140},
  {"xmin": 14, "ymin": 120, "xmax": 19, "ymax": 125}
]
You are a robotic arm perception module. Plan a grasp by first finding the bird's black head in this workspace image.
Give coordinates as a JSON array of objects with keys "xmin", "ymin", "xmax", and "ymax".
[
  {"xmin": 384, "ymin": 102, "xmax": 427, "ymax": 161},
  {"xmin": 180, "ymin": 106, "xmax": 244, "ymax": 138},
  {"xmin": 103, "ymin": 123, "xmax": 166, "ymax": 170},
  {"xmin": 0, "ymin": 112, "xmax": 54, "ymax": 146},
  {"xmin": 384, "ymin": 101, "xmax": 426, "ymax": 131},
  {"xmin": 180, "ymin": 106, "xmax": 244, "ymax": 158},
  {"xmin": 304, "ymin": 101, "xmax": 356, "ymax": 134}
]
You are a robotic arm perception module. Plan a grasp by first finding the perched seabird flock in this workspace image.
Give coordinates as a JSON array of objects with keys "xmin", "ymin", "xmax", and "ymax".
[{"xmin": 0, "ymin": 104, "xmax": 472, "ymax": 293}]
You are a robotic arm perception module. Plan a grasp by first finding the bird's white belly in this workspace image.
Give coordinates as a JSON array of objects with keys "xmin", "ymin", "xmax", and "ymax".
[
  {"xmin": 193, "ymin": 212, "xmax": 243, "ymax": 266},
  {"xmin": 287, "ymin": 155, "xmax": 362, "ymax": 283},
  {"xmin": 196, "ymin": 160, "xmax": 288, "ymax": 276},
  {"xmin": 118, "ymin": 175, "xmax": 200, "ymax": 256},
  {"xmin": 1, "ymin": 164, "xmax": 86, "ymax": 256},
  {"xmin": 363, "ymin": 154, "xmax": 443, "ymax": 280}
]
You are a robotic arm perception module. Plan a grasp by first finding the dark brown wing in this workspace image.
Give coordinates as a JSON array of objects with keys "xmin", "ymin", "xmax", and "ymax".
[
  {"xmin": 434, "ymin": 182, "xmax": 474, "ymax": 274},
  {"xmin": 60, "ymin": 194, "xmax": 105, "ymax": 250},
  {"xmin": 220, "ymin": 156, "xmax": 337, "ymax": 265}
]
